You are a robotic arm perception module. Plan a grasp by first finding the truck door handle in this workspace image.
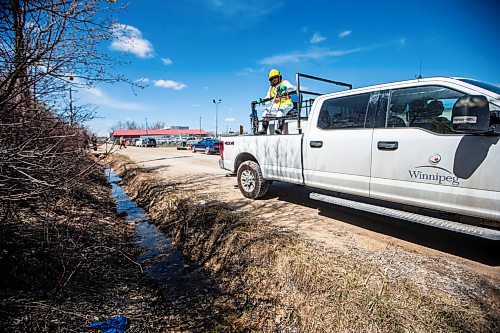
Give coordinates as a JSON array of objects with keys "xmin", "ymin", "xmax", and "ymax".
[
  {"xmin": 377, "ymin": 141, "xmax": 398, "ymax": 150},
  {"xmin": 309, "ymin": 141, "xmax": 323, "ymax": 148}
]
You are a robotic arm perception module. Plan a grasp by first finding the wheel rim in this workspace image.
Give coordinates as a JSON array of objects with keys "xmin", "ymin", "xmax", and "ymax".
[{"xmin": 240, "ymin": 169, "xmax": 255, "ymax": 193}]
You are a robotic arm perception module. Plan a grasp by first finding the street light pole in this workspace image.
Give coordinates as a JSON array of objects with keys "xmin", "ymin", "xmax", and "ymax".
[
  {"xmin": 145, "ymin": 117, "xmax": 148, "ymax": 135},
  {"xmin": 212, "ymin": 99, "xmax": 221, "ymax": 137},
  {"xmin": 199, "ymin": 116, "xmax": 202, "ymax": 138}
]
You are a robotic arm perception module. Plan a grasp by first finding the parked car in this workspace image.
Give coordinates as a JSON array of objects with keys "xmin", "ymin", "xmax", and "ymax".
[
  {"xmin": 192, "ymin": 138, "xmax": 220, "ymax": 154},
  {"xmin": 185, "ymin": 136, "xmax": 199, "ymax": 147},
  {"xmin": 143, "ymin": 137, "xmax": 157, "ymax": 147},
  {"xmin": 156, "ymin": 138, "xmax": 168, "ymax": 145},
  {"xmin": 135, "ymin": 138, "xmax": 144, "ymax": 147}
]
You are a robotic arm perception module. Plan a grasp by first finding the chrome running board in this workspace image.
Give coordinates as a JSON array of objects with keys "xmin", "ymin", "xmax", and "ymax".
[{"xmin": 310, "ymin": 192, "xmax": 500, "ymax": 241}]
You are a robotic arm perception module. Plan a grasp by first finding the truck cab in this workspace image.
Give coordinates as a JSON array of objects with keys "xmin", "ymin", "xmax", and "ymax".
[{"xmin": 302, "ymin": 77, "xmax": 499, "ymax": 222}]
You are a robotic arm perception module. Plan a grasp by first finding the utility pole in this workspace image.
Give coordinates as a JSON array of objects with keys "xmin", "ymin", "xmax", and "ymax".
[
  {"xmin": 213, "ymin": 99, "xmax": 221, "ymax": 137},
  {"xmin": 199, "ymin": 116, "xmax": 202, "ymax": 138},
  {"xmin": 69, "ymin": 76, "xmax": 74, "ymax": 126},
  {"xmin": 145, "ymin": 117, "xmax": 148, "ymax": 135},
  {"xmin": 69, "ymin": 87, "xmax": 73, "ymax": 126}
]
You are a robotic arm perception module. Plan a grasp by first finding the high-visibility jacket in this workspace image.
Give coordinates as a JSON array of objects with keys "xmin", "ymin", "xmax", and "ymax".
[{"xmin": 265, "ymin": 80, "xmax": 295, "ymax": 112}]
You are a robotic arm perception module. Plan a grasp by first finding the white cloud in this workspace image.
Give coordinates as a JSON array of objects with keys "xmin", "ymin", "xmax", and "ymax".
[
  {"xmin": 205, "ymin": 0, "xmax": 284, "ymax": 19},
  {"xmin": 110, "ymin": 23, "xmax": 154, "ymax": 58},
  {"xmin": 259, "ymin": 47, "xmax": 362, "ymax": 66},
  {"xmin": 225, "ymin": 117, "xmax": 236, "ymax": 122},
  {"xmin": 203, "ymin": 86, "xmax": 209, "ymax": 90},
  {"xmin": 135, "ymin": 77, "xmax": 149, "ymax": 83},
  {"xmin": 310, "ymin": 33, "xmax": 326, "ymax": 44},
  {"xmin": 86, "ymin": 87, "xmax": 104, "ymax": 98},
  {"xmin": 153, "ymin": 79, "xmax": 187, "ymax": 90},
  {"xmin": 236, "ymin": 67, "xmax": 256, "ymax": 76},
  {"xmin": 161, "ymin": 57, "xmax": 173, "ymax": 65},
  {"xmin": 83, "ymin": 87, "xmax": 147, "ymax": 110},
  {"xmin": 339, "ymin": 30, "xmax": 352, "ymax": 38}
]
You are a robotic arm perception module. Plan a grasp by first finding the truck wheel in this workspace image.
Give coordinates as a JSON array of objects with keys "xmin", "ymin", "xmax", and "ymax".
[
  {"xmin": 205, "ymin": 147, "xmax": 210, "ymax": 155},
  {"xmin": 237, "ymin": 161, "xmax": 269, "ymax": 199}
]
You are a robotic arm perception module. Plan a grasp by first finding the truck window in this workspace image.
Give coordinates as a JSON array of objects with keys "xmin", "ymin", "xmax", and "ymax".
[
  {"xmin": 387, "ymin": 86, "xmax": 464, "ymax": 134},
  {"xmin": 317, "ymin": 93, "xmax": 370, "ymax": 129}
]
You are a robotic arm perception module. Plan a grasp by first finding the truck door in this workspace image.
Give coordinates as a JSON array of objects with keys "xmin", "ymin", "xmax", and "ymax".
[
  {"xmin": 370, "ymin": 84, "xmax": 500, "ymax": 221},
  {"xmin": 303, "ymin": 91, "xmax": 380, "ymax": 197}
]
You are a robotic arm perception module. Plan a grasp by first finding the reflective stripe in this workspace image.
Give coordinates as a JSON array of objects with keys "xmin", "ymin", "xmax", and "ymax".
[
  {"xmin": 273, "ymin": 96, "xmax": 291, "ymax": 101},
  {"xmin": 273, "ymin": 97, "xmax": 292, "ymax": 104},
  {"xmin": 270, "ymin": 86, "xmax": 277, "ymax": 97}
]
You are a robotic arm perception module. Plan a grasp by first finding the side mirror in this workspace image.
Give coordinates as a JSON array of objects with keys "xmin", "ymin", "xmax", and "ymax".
[{"xmin": 452, "ymin": 95, "xmax": 490, "ymax": 134}]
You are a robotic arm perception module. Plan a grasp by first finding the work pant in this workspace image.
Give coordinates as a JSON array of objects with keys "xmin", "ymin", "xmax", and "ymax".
[{"xmin": 262, "ymin": 104, "xmax": 293, "ymax": 118}]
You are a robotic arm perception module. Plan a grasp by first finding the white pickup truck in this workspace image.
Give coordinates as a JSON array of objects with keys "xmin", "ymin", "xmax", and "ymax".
[{"xmin": 219, "ymin": 74, "xmax": 500, "ymax": 240}]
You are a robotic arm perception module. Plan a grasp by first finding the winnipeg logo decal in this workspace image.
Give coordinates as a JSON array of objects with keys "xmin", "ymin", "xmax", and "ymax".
[
  {"xmin": 408, "ymin": 154, "xmax": 459, "ymax": 186},
  {"xmin": 428, "ymin": 154, "xmax": 441, "ymax": 165}
]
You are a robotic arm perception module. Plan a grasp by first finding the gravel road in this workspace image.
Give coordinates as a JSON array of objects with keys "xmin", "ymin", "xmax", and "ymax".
[{"xmin": 115, "ymin": 146, "xmax": 499, "ymax": 304}]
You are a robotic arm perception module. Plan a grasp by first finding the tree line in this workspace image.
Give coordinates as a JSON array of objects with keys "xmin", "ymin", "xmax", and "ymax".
[
  {"xmin": 0, "ymin": 0, "xmax": 124, "ymax": 215},
  {"xmin": 112, "ymin": 120, "xmax": 167, "ymax": 131}
]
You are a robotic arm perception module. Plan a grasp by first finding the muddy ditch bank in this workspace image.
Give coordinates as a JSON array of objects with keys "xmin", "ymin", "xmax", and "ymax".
[
  {"xmin": 0, "ymin": 161, "xmax": 229, "ymax": 332},
  {"xmin": 107, "ymin": 154, "xmax": 499, "ymax": 332}
]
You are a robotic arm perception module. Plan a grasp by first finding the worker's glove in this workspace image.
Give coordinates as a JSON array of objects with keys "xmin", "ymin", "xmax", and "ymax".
[{"xmin": 256, "ymin": 98, "xmax": 262, "ymax": 103}]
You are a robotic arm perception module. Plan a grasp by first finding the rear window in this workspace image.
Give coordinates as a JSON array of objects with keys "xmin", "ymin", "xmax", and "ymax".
[{"xmin": 317, "ymin": 93, "xmax": 371, "ymax": 129}]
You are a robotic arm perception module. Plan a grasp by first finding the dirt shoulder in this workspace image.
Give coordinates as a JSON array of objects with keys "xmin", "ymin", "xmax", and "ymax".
[
  {"xmin": 117, "ymin": 147, "xmax": 499, "ymax": 278},
  {"xmin": 109, "ymin": 149, "xmax": 500, "ymax": 332}
]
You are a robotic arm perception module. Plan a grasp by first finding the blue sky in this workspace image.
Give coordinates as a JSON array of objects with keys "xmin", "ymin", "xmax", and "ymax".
[{"xmin": 83, "ymin": 0, "xmax": 500, "ymax": 136}]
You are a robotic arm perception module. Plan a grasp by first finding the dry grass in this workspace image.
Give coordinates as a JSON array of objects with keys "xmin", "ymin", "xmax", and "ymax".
[
  {"xmin": 0, "ymin": 165, "xmax": 174, "ymax": 332},
  {"xmin": 108, "ymin": 154, "xmax": 498, "ymax": 333}
]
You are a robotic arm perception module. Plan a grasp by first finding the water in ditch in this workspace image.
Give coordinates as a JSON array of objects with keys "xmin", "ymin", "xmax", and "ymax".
[{"xmin": 105, "ymin": 168, "xmax": 216, "ymax": 299}]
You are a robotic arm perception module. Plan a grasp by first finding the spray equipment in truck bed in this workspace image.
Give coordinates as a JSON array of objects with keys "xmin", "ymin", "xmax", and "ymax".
[{"xmin": 250, "ymin": 73, "xmax": 352, "ymax": 135}]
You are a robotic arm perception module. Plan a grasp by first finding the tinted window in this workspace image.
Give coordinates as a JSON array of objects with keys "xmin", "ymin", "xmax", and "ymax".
[
  {"xmin": 387, "ymin": 86, "xmax": 464, "ymax": 134},
  {"xmin": 369, "ymin": 90, "xmax": 389, "ymax": 128},
  {"xmin": 317, "ymin": 93, "xmax": 370, "ymax": 129}
]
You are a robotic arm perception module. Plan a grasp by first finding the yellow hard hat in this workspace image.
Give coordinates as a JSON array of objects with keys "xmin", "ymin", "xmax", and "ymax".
[{"xmin": 268, "ymin": 69, "xmax": 280, "ymax": 79}]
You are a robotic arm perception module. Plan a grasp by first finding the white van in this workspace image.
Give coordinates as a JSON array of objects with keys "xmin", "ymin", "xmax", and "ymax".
[{"xmin": 135, "ymin": 138, "xmax": 144, "ymax": 147}]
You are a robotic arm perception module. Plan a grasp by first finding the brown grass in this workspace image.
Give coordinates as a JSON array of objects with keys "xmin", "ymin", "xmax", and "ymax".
[{"xmin": 107, "ymin": 154, "xmax": 498, "ymax": 333}]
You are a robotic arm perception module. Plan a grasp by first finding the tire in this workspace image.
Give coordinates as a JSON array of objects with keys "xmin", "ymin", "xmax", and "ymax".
[
  {"xmin": 192, "ymin": 147, "xmax": 196, "ymax": 153},
  {"xmin": 237, "ymin": 161, "xmax": 269, "ymax": 199},
  {"xmin": 205, "ymin": 147, "xmax": 210, "ymax": 155}
]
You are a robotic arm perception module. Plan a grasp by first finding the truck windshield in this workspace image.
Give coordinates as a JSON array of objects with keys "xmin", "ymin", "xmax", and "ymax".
[{"xmin": 458, "ymin": 79, "xmax": 500, "ymax": 94}]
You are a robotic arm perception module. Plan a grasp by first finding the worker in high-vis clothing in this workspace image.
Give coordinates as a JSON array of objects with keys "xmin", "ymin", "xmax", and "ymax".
[{"xmin": 258, "ymin": 69, "xmax": 296, "ymax": 134}]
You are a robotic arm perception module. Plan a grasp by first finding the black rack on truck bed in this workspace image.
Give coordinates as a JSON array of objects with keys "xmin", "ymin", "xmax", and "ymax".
[{"xmin": 250, "ymin": 72, "xmax": 352, "ymax": 134}]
